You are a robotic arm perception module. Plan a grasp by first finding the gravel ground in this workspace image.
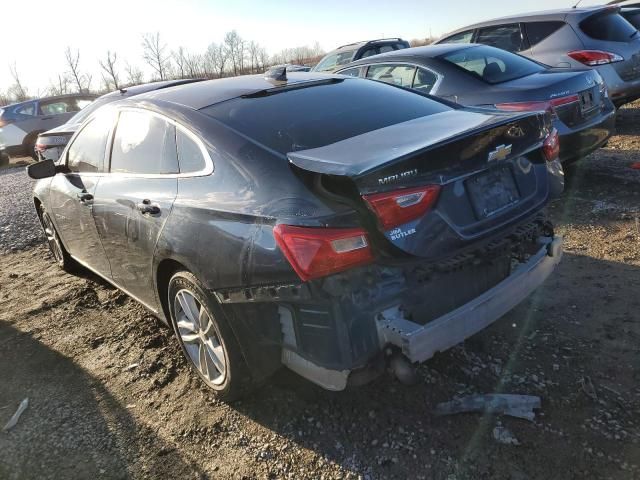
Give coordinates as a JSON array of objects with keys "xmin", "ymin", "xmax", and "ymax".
[
  {"xmin": 0, "ymin": 165, "xmax": 44, "ymax": 253},
  {"xmin": 1, "ymin": 106, "xmax": 639, "ymax": 479}
]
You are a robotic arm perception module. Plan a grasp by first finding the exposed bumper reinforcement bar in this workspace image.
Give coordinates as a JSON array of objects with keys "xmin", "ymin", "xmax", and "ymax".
[{"xmin": 376, "ymin": 236, "xmax": 563, "ymax": 364}]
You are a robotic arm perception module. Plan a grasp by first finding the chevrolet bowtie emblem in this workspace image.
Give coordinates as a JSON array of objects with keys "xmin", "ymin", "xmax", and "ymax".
[{"xmin": 488, "ymin": 144, "xmax": 512, "ymax": 162}]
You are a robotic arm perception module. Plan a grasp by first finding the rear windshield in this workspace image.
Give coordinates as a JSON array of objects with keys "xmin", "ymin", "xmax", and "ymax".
[
  {"xmin": 439, "ymin": 45, "xmax": 544, "ymax": 84},
  {"xmin": 622, "ymin": 10, "xmax": 640, "ymax": 30},
  {"xmin": 313, "ymin": 51, "xmax": 356, "ymax": 72},
  {"xmin": 201, "ymin": 79, "xmax": 451, "ymax": 154},
  {"xmin": 580, "ymin": 11, "xmax": 638, "ymax": 42}
]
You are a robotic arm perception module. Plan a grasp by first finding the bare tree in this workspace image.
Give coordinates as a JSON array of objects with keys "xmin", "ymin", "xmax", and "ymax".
[
  {"xmin": 7, "ymin": 62, "xmax": 28, "ymax": 101},
  {"xmin": 48, "ymin": 74, "xmax": 70, "ymax": 96},
  {"xmin": 142, "ymin": 32, "xmax": 170, "ymax": 80},
  {"xmin": 64, "ymin": 47, "xmax": 91, "ymax": 93},
  {"xmin": 185, "ymin": 52, "xmax": 205, "ymax": 78},
  {"xmin": 204, "ymin": 42, "xmax": 227, "ymax": 78},
  {"xmin": 124, "ymin": 62, "xmax": 144, "ymax": 86},
  {"xmin": 99, "ymin": 51, "xmax": 120, "ymax": 90},
  {"xmin": 223, "ymin": 30, "xmax": 244, "ymax": 75},
  {"xmin": 173, "ymin": 47, "xmax": 188, "ymax": 79}
]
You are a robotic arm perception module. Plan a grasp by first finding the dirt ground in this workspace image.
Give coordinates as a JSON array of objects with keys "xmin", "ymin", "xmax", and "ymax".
[{"xmin": 1, "ymin": 105, "xmax": 639, "ymax": 480}]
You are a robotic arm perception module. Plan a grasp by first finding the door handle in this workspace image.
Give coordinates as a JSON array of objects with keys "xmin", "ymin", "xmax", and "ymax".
[
  {"xmin": 137, "ymin": 199, "xmax": 160, "ymax": 215},
  {"xmin": 77, "ymin": 192, "xmax": 94, "ymax": 203}
]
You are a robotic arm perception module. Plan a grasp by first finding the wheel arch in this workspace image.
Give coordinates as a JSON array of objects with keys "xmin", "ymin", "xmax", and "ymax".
[{"xmin": 156, "ymin": 257, "xmax": 189, "ymax": 324}]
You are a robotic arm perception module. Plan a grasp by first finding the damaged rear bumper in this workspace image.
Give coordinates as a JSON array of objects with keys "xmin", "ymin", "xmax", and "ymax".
[{"xmin": 376, "ymin": 236, "xmax": 562, "ymax": 363}]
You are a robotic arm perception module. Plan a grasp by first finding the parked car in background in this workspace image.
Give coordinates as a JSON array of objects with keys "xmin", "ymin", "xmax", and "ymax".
[
  {"xmin": 311, "ymin": 38, "xmax": 410, "ymax": 72},
  {"xmin": 435, "ymin": 6, "xmax": 640, "ymax": 107},
  {"xmin": 35, "ymin": 79, "xmax": 204, "ymax": 162},
  {"xmin": 0, "ymin": 94, "xmax": 96, "ymax": 159},
  {"xmin": 28, "ymin": 72, "xmax": 563, "ymax": 400},
  {"xmin": 338, "ymin": 44, "xmax": 616, "ymax": 165}
]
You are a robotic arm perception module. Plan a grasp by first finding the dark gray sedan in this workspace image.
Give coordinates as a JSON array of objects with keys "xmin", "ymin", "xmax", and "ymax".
[
  {"xmin": 337, "ymin": 44, "xmax": 616, "ymax": 165},
  {"xmin": 28, "ymin": 73, "xmax": 563, "ymax": 400}
]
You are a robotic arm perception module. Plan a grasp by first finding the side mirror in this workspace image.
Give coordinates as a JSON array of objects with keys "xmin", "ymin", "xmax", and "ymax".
[{"xmin": 27, "ymin": 159, "xmax": 57, "ymax": 179}]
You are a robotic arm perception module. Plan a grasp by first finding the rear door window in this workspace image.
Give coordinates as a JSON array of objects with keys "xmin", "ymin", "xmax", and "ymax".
[
  {"xmin": 441, "ymin": 30, "xmax": 475, "ymax": 44},
  {"xmin": 524, "ymin": 21, "xmax": 565, "ymax": 47},
  {"xmin": 16, "ymin": 104, "xmax": 36, "ymax": 116},
  {"xmin": 366, "ymin": 64, "xmax": 417, "ymax": 87},
  {"xmin": 440, "ymin": 45, "xmax": 543, "ymax": 84},
  {"xmin": 40, "ymin": 100, "xmax": 73, "ymax": 116},
  {"xmin": 476, "ymin": 24, "xmax": 527, "ymax": 52},
  {"xmin": 338, "ymin": 67, "xmax": 362, "ymax": 77},
  {"xmin": 110, "ymin": 111, "xmax": 178, "ymax": 175},
  {"xmin": 580, "ymin": 11, "xmax": 638, "ymax": 42},
  {"xmin": 176, "ymin": 130, "xmax": 206, "ymax": 173}
]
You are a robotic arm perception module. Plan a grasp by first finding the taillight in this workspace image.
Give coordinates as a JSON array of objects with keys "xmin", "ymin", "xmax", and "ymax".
[
  {"xmin": 363, "ymin": 185, "xmax": 441, "ymax": 230},
  {"xmin": 273, "ymin": 225, "xmax": 373, "ymax": 281},
  {"xmin": 496, "ymin": 94, "xmax": 579, "ymax": 115},
  {"xmin": 543, "ymin": 128, "xmax": 560, "ymax": 162},
  {"xmin": 568, "ymin": 50, "xmax": 623, "ymax": 66}
]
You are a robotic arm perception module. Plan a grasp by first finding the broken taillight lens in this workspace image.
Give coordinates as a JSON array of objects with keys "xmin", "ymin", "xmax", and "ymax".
[
  {"xmin": 362, "ymin": 185, "xmax": 441, "ymax": 230},
  {"xmin": 273, "ymin": 225, "xmax": 373, "ymax": 281},
  {"xmin": 543, "ymin": 128, "xmax": 560, "ymax": 162}
]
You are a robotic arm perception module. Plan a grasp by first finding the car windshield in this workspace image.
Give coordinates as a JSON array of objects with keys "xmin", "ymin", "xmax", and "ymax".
[
  {"xmin": 439, "ymin": 45, "xmax": 544, "ymax": 84},
  {"xmin": 201, "ymin": 78, "xmax": 452, "ymax": 155},
  {"xmin": 66, "ymin": 96, "xmax": 119, "ymax": 125},
  {"xmin": 313, "ymin": 51, "xmax": 356, "ymax": 72}
]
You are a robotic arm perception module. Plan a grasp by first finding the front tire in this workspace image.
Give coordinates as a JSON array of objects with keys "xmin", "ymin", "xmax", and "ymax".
[
  {"xmin": 39, "ymin": 205, "xmax": 77, "ymax": 273},
  {"xmin": 167, "ymin": 271, "xmax": 253, "ymax": 401}
]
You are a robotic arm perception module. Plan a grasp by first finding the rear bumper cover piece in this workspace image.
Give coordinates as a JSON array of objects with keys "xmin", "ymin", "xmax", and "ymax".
[{"xmin": 375, "ymin": 236, "xmax": 562, "ymax": 363}]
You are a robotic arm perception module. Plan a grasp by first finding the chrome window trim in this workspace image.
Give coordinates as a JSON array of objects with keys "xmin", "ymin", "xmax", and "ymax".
[
  {"xmin": 336, "ymin": 61, "xmax": 444, "ymax": 95},
  {"xmin": 59, "ymin": 106, "xmax": 214, "ymax": 179}
]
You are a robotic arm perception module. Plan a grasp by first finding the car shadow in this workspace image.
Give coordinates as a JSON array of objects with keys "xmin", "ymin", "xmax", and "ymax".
[
  {"xmin": 0, "ymin": 321, "xmax": 202, "ymax": 480},
  {"xmin": 615, "ymin": 104, "xmax": 640, "ymax": 136},
  {"xmin": 230, "ymin": 251, "xmax": 640, "ymax": 478}
]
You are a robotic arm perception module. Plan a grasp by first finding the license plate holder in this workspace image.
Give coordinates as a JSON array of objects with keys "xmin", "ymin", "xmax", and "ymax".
[
  {"xmin": 579, "ymin": 89, "xmax": 595, "ymax": 113},
  {"xmin": 467, "ymin": 167, "xmax": 520, "ymax": 219}
]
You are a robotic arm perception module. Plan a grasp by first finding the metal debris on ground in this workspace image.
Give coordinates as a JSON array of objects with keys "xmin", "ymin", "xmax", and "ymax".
[
  {"xmin": 2, "ymin": 398, "xmax": 29, "ymax": 432},
  {"xmin": 492, "ymin": 426, "xmax": 521, "ymax": 446},
  {"xmin": 580, "ymin": 376, "xmax": 598, "ymax": 401},
  {"xmin": 434, "ymin": 394, "xmax": 541, "ymax": 421}
]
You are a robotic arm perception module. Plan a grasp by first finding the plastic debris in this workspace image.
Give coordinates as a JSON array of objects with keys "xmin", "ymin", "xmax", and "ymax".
[
  {"xmin": 630, "ymin": 162, "xmax": 640, "ymax": 170},
  {"xmin": 580, "ymin": 376, "xmax": 598, "ymax": 401},
  {"xmin": 124, "ymin": 363, "xmax": 139, "ymax": 371},
  {"xmin": 3, "ymin": 398, "xmax": 29, "ymax": 432},
  {"xmin": 434, "ymin": 394, "xmax": 541, "ymax": 421},
  {"xmin": 492, "ymin": 426, "xmax": 520, "ymax": 446}
]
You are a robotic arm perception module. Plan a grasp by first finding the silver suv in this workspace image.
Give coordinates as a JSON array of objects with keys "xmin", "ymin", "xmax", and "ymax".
[{"xmin": 436, "ymin": 6, "xmax": 640, "ymax": 107}]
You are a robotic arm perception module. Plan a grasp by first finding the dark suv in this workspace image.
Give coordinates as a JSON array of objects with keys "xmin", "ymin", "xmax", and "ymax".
[
  {"xmin": 436, "ymin": 6, "xmax": 640, "ymax": 107},
  {"xmin": 312, "ymin": 38, "xmax": 410, "ymax": 72}
]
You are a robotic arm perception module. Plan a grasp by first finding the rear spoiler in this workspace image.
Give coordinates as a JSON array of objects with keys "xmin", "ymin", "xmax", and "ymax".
[{"xmin": 287, "ymin": 109, "xmax": 535, "ymax": 177}]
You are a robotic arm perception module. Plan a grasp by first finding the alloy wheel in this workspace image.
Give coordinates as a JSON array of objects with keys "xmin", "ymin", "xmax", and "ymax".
[
  {"xmin": 174, "ymin": 289, "xmax": 227, "ymax": 385},
  {"xmin": 42, "ymin": 213, "xmax": 64, "ymax": 265}
]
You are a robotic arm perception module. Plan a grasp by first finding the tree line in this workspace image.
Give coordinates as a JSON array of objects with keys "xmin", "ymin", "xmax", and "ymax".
[{"xmin": 0, "ymin": 30, "xmax": 326, "ymax": 106}]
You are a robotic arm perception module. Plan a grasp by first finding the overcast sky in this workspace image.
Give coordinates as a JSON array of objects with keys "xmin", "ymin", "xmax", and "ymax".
[{"xmin": 2, "ymin": 0, "xmax": 604, "ymax": 95}]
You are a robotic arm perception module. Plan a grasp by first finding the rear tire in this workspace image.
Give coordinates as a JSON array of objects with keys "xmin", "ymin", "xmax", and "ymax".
[
  {"xmin": 39, "ymin": 205, "xmax": 77, "ymax": 273},
  {"xmin": 167, "ymin": 271, "xmax": 254, "ymax": 402}
]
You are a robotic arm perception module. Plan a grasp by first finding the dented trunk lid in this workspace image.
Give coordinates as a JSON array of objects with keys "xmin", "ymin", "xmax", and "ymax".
[{"xmin": 288, "ymin": 108, "xmax": 554, "ymax": 258}]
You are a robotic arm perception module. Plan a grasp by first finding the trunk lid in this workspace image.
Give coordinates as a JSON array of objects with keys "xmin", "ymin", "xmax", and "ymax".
[{"xmin": 289, "ymin": 109, "xmax": 554, "ymax": 258}]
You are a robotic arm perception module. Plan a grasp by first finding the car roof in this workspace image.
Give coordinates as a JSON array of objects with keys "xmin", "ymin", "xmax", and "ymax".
[
  {"xmin": 440, "ymin": 5, "xmax": 615, "ymax": 38},
  {"xmin": 131, "ymin": 72, "xmax": 343, "ymax": 110},
  {"xmin": 347, "ymin": 44, "xmax": 475, "ymax": 65},
  {"xmin": 97, "ymin": 79, "xmax": 205, "ymax": 100}
]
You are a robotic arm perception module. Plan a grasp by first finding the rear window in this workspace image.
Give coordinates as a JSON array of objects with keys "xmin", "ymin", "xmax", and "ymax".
[
  {"xmin": 525, "ymin": 21, "xmax": 565, "ymax": 47},
  {"xmin": 622, "ymin": 10, "xmax": 640, "ymax": 30},
  {"xmin": 439, "ymin": 45, "xmax": 543, "ymax": 84},
  {"xmin": 580, "ymin": 11, "xmax": 637, "ymax": 42},
  {"xmin": 201, "ymin": 79, "xmax": 451, "ymax": 155},
  {"xmin": 68, "ymin": 97, "xmax": 115, "ymax": 124}
]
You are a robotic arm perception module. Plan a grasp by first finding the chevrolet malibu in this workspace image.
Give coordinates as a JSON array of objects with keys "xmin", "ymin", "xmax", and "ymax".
[{"xmin": 28, "ymin": 72, "xmax": 564, "ymax": 400}]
